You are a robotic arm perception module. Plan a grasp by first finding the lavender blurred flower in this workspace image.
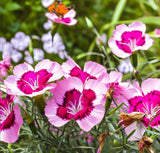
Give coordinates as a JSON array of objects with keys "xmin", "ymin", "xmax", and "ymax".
[
  {"xmin": 24, "ymin": 48, "xmax": 44, "ymax": 64},
  {"xmin": 24, "ymin": 51, "xmax": 33, "ymax": 64},
  {"xmin": 58, "ymin": 50, "xmax": 68, "ymax": 59},
  {"xmin": 96, "ymin": 33, "xmax": 107, "ymax": 46},
  {"xmin": 42, "ymin": 31, "xmax": 68, "ymax": 59},
  {"xmin": 43, "ymin": 20, "xmax": 53, "ymax": 30},
  {"xmin": 0, "ymin": 37, "xmax": 7, "ymax": 52},
  {"xmin": 2, "ymin": 42, "xmax": 22, "ymax": 63},
  {"xmin": 118, "ymin": 58, "xmax": 133, "ymax": 73},
  {"xmin": 11, "ymin": 32, "xmax": 30, "ymax": 51}
]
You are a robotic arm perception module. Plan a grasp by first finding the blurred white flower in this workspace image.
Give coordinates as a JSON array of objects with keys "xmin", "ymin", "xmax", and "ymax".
[
  {"xmin": 96, "ymin": 33, "xmax": 107, "ymax": 46},
  {"xmin": 24, "ymin": 51, "xmax": 34, "ymax": 64},
  {"xmin": 24, "ymin": 49, "xmax": 44, "ymax": 64},
  {"xmin": 11, "ymin": 50, "xmax": 23, "ymax": 63},
  {"xmin": 33, "ymin": 48, "xmax": 44, "ymax": 61},
  {"xmin": 11, "ymin": 32, "xmax": 31, "ymax": 51},
  {"xmin": 43, "ymin": 20, "xmax": 53, "ymax": 30},
  {"xmin": 41, "ymin": 31, "xmax": 68, "ymax": 59},
  {"xmin": 2, "ymin": 42, "xmax": 22, "ymax": 63},
  {"xmin": 41, "ymin": 0, "xmax": 53, "ymax": 8},
  {"xmin": 0, "ymin": 37, "xmax": 7, "ymax": 52},
  {"xmin": 118, "ymin": 58, "xmax": 133, "ymax": 73},
  {"xmin": 58, "ymin": 50, "xmax": 68, "ymax": 59}
]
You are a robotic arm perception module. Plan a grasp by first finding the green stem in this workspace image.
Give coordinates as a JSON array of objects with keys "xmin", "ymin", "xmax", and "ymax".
[
  {"xmin": 7, "ymin": 144, "xmax": 13, "ymax": 153},
  {"xmin": 25, "ymin": 113, "xmax": 37, "ymax": 135},
  {"xmin": 130, "ymin": 52, "xmax": 138, "ymax": 68},
  {"xmin": 92, "ymin": 27, "xmax": 112, "ymax": 68},
  {"xmin": 34, "ymin": 94, "xmax": 46, "ymax": 115},
  {"xmin": 134, "ymin": 69, "xmax": 142, "ymax": 86}
]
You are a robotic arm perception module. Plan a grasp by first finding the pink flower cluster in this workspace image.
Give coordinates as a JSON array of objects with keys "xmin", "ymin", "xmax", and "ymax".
[
  {"xmin": 0, "ymin": 57, "xmax": 131, "ymax": 142},
  {"xmin": 0, "ymin": 21, "xmax": 159, "ymax": 145},
  {"xmin": 1, "ymin": 56, "xmax": 160, "ymax": 143}
]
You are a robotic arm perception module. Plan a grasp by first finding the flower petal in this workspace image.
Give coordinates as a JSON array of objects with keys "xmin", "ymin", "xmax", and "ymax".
[
  {"xmin": 142, "ymin": 78, "xmax": 160, "ymax": 95},
  {"xmin": 0, "ymin": 105, "xmax": 23, "ymax": 143}
]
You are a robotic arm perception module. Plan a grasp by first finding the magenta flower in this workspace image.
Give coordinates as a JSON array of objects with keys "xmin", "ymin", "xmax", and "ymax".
[
  {"xmin": 45, "ymin": 77, "xmax": 107, "ymax": 132},
  {"xmin": 45, "ymin": 10, "xmax": 77, "ymax": 26},
  {"xmin": 108, "ymin": 22, "xmax": 154, "ymax": 58},
  {"xmin": 62, "ymin": 57, "xmax": 107, "ymax": 84},
  {"xmin": 122, "ymin": 78, "xmax": 160, "ymax": 140},
  {"xmin": 4, "ymin": 59, "xmax": 63, "ymax": 97},
  {"xmin": 0, "ymin": 95, "xmax": 23, "ymax": 143},
  {"xmin": 0, "ymin": 55, "xmax": 12, "ymax": 77}
]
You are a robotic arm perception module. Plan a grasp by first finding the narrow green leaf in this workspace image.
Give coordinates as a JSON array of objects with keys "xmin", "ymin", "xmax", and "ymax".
[
  {"xmin": 126, "ymin": 129, "xmax": 136, "ymax": 141},
  {"xmin": 101, "ymin": 16, "xmax": 160, "ymax": 32},
  {"xmin": 109, "ymin": 103, "xmax": 124, "ymax": 115},
  {"xmin": 146, "ymin": 129, "xmax": 160, "ymax": 136},
  {"xmin": 77, "ymin": 52, "xmax": 105, "ymax": 59},
  {"xmin": 108, "ymin": 0, "xmax": 127, "ymax": 38}
]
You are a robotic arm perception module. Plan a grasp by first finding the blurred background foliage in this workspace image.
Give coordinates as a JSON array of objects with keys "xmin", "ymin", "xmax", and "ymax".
[{"xmin": 1, "ymin": 0, "xmax": 160, "ymax": 64}]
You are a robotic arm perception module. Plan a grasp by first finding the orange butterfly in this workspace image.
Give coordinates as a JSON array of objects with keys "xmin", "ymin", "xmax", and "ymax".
[{"xmin": 48, "ymin": 1, "xmax": 74, "ymax": 18}]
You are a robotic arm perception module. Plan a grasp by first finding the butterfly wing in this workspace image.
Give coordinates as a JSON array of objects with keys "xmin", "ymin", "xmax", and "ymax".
[
  {"xmin": 48, "ymin": 2, "xmax": 57, "ymax": 13},
  {"xmin": 55, "ymin": 4, "xmax": 69, "ymax": 16},
  {"xmin": 48, "ymin": 2, "xmax": 75, "ymax": 18}
]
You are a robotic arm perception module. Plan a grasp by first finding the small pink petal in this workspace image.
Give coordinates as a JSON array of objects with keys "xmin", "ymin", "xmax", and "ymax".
[
  {"xmin": 142, "ymin": 78, "xmax": 160, "ymax": 95},
  {"xmin": 13, "ymin": 62, "xmax": 34, "ymax": 77}
]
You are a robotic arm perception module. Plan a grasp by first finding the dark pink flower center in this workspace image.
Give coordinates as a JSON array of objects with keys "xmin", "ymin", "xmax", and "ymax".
[
  {"xmin": 62, "ymin": 18, "xmax": 71, "ymax": 23},
  {"xmin": 0, "ymin": 102, "xmax": 15, "ymax": 130},
  {"xmin": 116, "ymin": 30, "xmax": 145, "ymax": 53},
  {"xmin": 17, "ymin": 69, "xmax": 53, "ymax": 94},
  {"xmin": 128, "ymin": 90, "xmax": 160, "ymax": 127},
  {"xmin": 70, "ymin": 66, "xmax": 96, "ymax": 84},
  {"xmin": 57, "ymin": 88, "xmax": 96, "ymax": 120}
]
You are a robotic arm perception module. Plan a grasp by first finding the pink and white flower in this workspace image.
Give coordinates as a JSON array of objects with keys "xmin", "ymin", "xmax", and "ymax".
[
  {"xmin": 62, "ymin": 57, "xmax": 107, "ymax": 84},
  {"xmin": 0, "ymin": 94, "xmax": 23, "ymax": 143},
  {"xmin": 0, "ymin": 55, "xmax": 12, "ymax": 77},
  {"xmin": 101, "ymin": 71, "xmax": 130, "ymax": 108},
  {"xmin": 4, "ymin": 59, "xmax": 63, "ymax": 97},
  {"xmin": 45, "ymin": 77, "xmax": 107, "ymax": 132},
  {"xmin": 108, "ymin": 22, "xmax": 154, "ymax": 58},
  {"xmin": 121, "ymin": 78, "xmax": 160, "ymax": 140},
  {"xmin": 45, "ymin": 10, "xmax": 77, "ymax": 26}
]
